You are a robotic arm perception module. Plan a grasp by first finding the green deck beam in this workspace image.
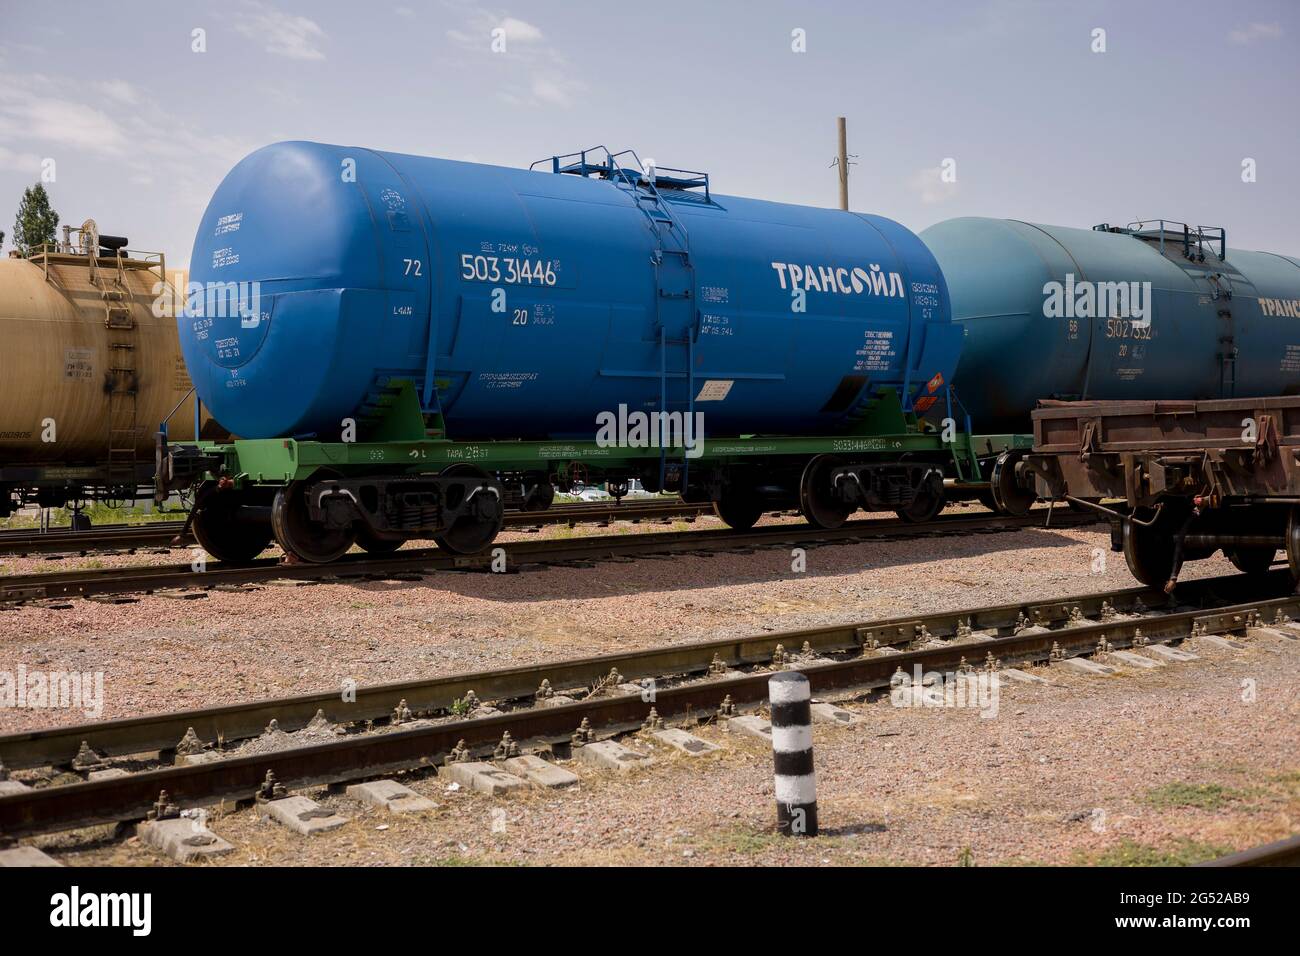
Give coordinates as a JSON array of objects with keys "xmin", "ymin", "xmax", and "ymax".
[{"xmin": 185, "ymin": 384, "xmax": 1014, "ymax": 487}]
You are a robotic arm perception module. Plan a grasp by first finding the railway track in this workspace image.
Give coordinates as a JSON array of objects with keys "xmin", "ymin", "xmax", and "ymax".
[
  {"xmin": 1201, "ymin": 834, "xmax": 1300, "ymax": 867},
  {"xmin": 1, "ymin": 567, "xmax": 1294, "ymax": 841},
  {"xmin": 0, "ymin": 508, "xmax": 1097, "ymax": 604},
  {"xmin": 0, "ymin": 499, "xmax": 713, "ymax": 557},
  {"xmin": 0, "ymin": 519, "xmax": 187, "ymax": 556}
]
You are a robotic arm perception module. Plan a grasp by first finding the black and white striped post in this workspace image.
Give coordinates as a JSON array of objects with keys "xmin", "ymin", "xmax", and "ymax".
[{"xmin": 769, "ymin": 670, "xmax": 818, "ymax": 837}]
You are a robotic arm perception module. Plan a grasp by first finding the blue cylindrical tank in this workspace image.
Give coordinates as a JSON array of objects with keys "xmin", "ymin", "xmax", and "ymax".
[
  {"xmin": 922, "ymin": 217, "xmax": 1300, "ymax": 432},
  {"xmin": 182, "ymin": 142, "xmax": 959, "ymax": 441}
]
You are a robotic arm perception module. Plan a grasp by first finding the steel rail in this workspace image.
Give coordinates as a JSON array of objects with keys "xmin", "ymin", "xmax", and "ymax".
[
  {"xmin": 1199, "ymin": 834, "xmax": 1300, "ymax": 867},
  {"xmin": 0, "ymin": 509, "xmax": 1097, "ymax": 603},
  {"xmin": 0, "ymin": 567, "xmax": 1278, "ymax": 772},
  {"xmin": 0, "ymin": 500, "xmax": 713, "ymax": 557},
  {"xmin": 0, "ymin": 521, "xmax": 186, "ymax": 554},
  {"xmin": 0, "ymin": 571, "xmax": 1293, "ymax": 839}
]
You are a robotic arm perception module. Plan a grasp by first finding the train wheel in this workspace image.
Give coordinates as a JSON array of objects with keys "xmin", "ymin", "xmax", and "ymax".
[
  {"xmin": 191, "ymin": 491, "xmax": 273, "ymax": 564},
  {"xmin": 1285, "ymin": 507, "xmax": 1300, "ymax": 584},
  {"xmin": 1225, "ymin": 546, "xmax": 1277, "ymax": 576},
  {"xmin": 434, "ymin": 464, "xmax": 504, "ymax": 555},
  {"xmin": 520, "ymin": 481, "xmax": 555, "ymax": 513},
  {"xmin": 989, "ymin": 450, "xmax": 1036, "ymax": 516},
  {"xmin": 895, "ymin": 469, "xmax": 945, "ymax": 524},
  {"xmin": 356, "ymin": 529, "xmax": 404, "ymax": 554},
  {"xmin": 1122, "ymin": 507, "xmax": 1177, "ymax": 589},
  {"xmin": 714, "ymin": 486, "xmax": 763, "ymax": 531},
  {"xmin": 799, "ymin": 455, "xmax": 854, "ymax": 530},
  {"xmin": 272, "ymin": 476, "xmax": 356, "ymax": 564}
]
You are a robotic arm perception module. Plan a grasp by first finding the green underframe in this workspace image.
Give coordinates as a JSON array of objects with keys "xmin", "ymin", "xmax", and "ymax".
[{"xmin": 191, "ymin": 382, "xmax": 1031, "ymax": 488}]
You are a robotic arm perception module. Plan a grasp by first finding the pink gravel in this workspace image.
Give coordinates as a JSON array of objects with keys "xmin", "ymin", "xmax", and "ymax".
[
  {"xmin": 0, "ymin": 514, "xmax": 1244, "ymax": 733},
  {"xmin": 6, "ymin": 510, "xmax": 1295, "ymax": 866},
  {"xmin": 39, "ymin": 627, "xmax": 1300, "ymax": 867}
]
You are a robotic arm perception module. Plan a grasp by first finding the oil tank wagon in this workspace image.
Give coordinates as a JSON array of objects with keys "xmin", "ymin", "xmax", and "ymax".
[
  {"xmin": 0, "ymin": 222, "xmax": 205, "ymax": 523},
  {"xmin": 169, "ymin": 141, "xmax": 970, "ymax": 562},
  {"xmin": 923, "ymin": 217, "xmax": 1300, "ymax": 432}
]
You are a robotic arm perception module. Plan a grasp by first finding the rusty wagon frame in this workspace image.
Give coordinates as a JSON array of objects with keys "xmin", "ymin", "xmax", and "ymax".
[{"xmin": 1026, "ymin": 395, "xmax": 1300, "ymax": 589}]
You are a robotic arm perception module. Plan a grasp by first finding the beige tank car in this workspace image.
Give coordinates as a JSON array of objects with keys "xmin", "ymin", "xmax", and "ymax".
[{"xmin": 0, "ymin": 220, "xmax": 209, "ymax": 514}]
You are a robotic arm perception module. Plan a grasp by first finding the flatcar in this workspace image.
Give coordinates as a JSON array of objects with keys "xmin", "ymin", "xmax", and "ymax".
[{"xmin": 1028, "ymin": 395, "xmax": 1300, "ymax": 588}]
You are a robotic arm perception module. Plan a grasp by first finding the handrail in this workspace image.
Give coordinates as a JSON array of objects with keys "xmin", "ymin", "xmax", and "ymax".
[
  {"xmin": 27, "ymin": 242, "xmax": 166, "ymax": 269},
  {"xmin": 1123, "ymin": 218, "xmax": 1227, "ymax": 262},
  {"xmin": 532, "ymin": 145, "xmax": 711, "ymax": 201},
  {"xmin": 161, "ymin": 386, "xmax": 196, "ymax": 429}
]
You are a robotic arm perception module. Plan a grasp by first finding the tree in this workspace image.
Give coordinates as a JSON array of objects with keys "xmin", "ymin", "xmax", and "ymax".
[{"xmin": 13, "ymin": 183, "xmax": 59, "ymax": 255}]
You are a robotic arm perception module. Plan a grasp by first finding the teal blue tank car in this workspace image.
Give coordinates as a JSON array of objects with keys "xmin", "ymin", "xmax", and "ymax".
[
  {"xmin": 169, "ymin": 143, "xmax": 968, "ymax": 562},
  {"xmin": 921, "ymin": 217, "xmax": 1300, "ymax": 433}
]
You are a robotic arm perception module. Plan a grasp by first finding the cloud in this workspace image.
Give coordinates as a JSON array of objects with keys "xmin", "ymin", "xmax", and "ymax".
[
  {"xmin": 530, "ymin": 74, "xmax": 576, "ymax": 107},
  {"xmin": 1229, "ymin": 22, "xmax": 1282, "ymax": 44},
  {"xmin": 0, "ymin": 143, "xmax": 44, "ymax": 176},
  {"xmin": 234, "ymin": 2, "xmax": 327, "ymax": 61},
  {"xmin": 447, "ymin": 13, "xmax": 544, "ymax": 51},
  {"xmin": 444, "ymin": 9, "xmax": 581, "ymax": 108},
  {"xmin": 0, "ymin": 87, "xmax": 130, "ymax": 155},
  {"xmin": 98, "ymin": 79, "xmax": 139, "ymax": 105},
  {"xmin": 908, "ymin": 165, "xmax": 958, "ymax": 205},
  {"xmin": 499, "ymin": 16, "xmax": 544, "ymax": 44},
  {"xmin": 0, "ymin": 68, "xmax": 257, "ymax": 220}
]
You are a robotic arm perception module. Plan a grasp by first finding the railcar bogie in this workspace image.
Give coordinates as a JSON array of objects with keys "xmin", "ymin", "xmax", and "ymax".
[{"xmin": 1028, "ymin": 396, "xmax": 1300, "ymax": 590}]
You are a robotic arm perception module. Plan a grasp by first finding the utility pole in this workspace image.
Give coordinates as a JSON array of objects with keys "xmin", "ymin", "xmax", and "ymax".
[
  {"xmin": 830, "ymin": 117, "xmax": 855, "ymax": 210},
  {"xmin": 837, "ymin": 116, "xmax": 849, "ymax": 210}
]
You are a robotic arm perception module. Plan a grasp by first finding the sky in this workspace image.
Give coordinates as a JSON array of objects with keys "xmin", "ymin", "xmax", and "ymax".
[{"xmin": 1, "ymin": 0, "xmax": 1297, "ymax": 266}]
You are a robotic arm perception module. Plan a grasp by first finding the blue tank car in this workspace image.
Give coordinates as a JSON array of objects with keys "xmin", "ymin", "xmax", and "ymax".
[
  {"xmin": 170, "ymin": 143, "xmax": 969, "ymax": 562},
  {"xmin": 183, "ymin": 142, "xmax": 957, "ymax": 442}
]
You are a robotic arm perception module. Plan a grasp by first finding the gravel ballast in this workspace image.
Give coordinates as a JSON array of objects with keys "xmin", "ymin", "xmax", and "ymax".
[{"xmin": 4, "ymin": 516, "xmax": 1296, "ymax": 866}]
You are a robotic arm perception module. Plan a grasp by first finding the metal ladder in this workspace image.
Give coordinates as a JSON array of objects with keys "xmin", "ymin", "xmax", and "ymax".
[
  {"xmin": 626, "ymin": 168, "xmax": 698, "ymax": 489},
  {"xmin": 1208, "ymin": 272, "xmax": 1237, "ymax": 398},
  {"xmin": 536, "ymin": 147, "xmax": 710, "ymax": 489},
  {"xmin": 1105, "ymin": 220, "xmax": 1239, "ymax": 398},
  {"xmin": 91, "ymin": 253, "xmax": 138, "ymax": 491}
]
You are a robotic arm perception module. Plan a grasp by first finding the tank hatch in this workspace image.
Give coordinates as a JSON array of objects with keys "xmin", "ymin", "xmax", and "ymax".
[{"xmin": 1093, "ymin": 219, "xmax": 1226, "ymax": 263}]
